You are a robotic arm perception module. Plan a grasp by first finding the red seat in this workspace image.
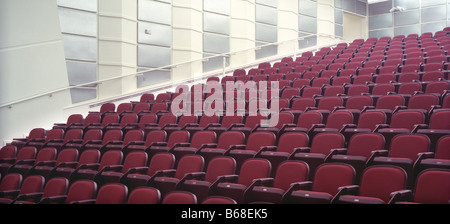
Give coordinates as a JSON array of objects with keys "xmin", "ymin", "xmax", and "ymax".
[
  {"xmin": 162, "ymin": 191, "xmax": 197, "ymax": 204},
  {"xmin": 148, "ymin": 154, "xmax": 205, "ymax": 197},
  {"xmin": 283, "ymin": 163, "xmax": 356, "ymax": 204},
  {"xmin": 40, "ymin": 180, "xmax": 97, "ymax": 204},
  {"xmin": 0, "ymin": 174, "xmax": 45, "ymax": 204},
  {"xmin": 119, "ymin": 152, "xmax": 175, "ymax": 190},
  {"xmin": 209, "ymin": 158, "xmax": 271, "ymax": 204},
  {"xmin": 15, "ymin": 177, "xmax": 69, "ymax": 204},
  {"xmin": 126, "ymin": 187, "xmax": 161, "ymax": 204},
  {"xmin": 176, "ymin": 156, "xmax": 236, "ymax": 202},
  {"xmin": 391, "ymin": 169, "xmax": 450, "ymax": 204},
  {"xmin": 290, "ymin": 133, "xmax": 345, "ymax": 179},
  {"xmin": 244, "ymin": 161, "xmax": 310, "ymax": 204},
  {"xmin": 333, "ymin": 165, "xmax": 407, "ymax": 204}
]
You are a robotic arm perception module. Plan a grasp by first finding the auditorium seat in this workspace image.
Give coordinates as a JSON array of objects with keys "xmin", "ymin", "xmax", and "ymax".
[
  {"xmin": 94, "ymin": 151, "xmax": 148, "ymax": 185},
  {"xmin": 283, "ymin": 163, "xmax": 356, "ymax": 204},
  {"xmin": 171, "ymin": 131, "xmax": 216, "ymax": 161},
  {"xmin": 14, "ymin": 177, "xmax": 69, "ymax": 204},
  {"xmin": 256, "ymin": 132, "xmax": 309, "ymax": 177},
  {"xmin": 69, "ymin": 150, "xmax": 123, "ymax": 182},
  {"xmin": 0, "ymin": 174, "xmax": 44, "ymax": 204},
  {"xmin": 50, "ymin": 149, "xmax": 100, "ymax": 179},
  {"xmin": 289, "ymin": 132, "xmax": 345, "ymax": 179},
  {"xmin": 162, "ymin": 191, "xmax": 197, "ymax": 204},
  {"xmin": 416, "ymin": 135, "xmax": 450, "ymax": 171},
  {"xmin": 10, "ymin": 128, "xmax": 46, "ymax": 150},
  {"xmin": 74, "ymin": 183, "xmax": 128, "ymax": 204},
  {"xmin": 198, "ymin": 131, "xmax": 245, "ymax": 166},
  {"xmin": 148, "ymin": 154, "xmax": 204, "ymax": 197},
  {"xmin": 126, "ymin": 186, "xmax": 161, "ymax": 204},
  {"xmin": 26, "ymin": 129, "xmax": 64, "ymax": 150},
  {"xmin": 6, "ymin": 147, "xmax": 54, "ymax": 177},
  {"xmin": 119, "ymin": 152, "xmax": 175, "ymax": 190},
  {"xmin": 27, "ymin": 148, "xmax": 79, "ymax": 179},
  {"xmin": 208, "ymin": 158, "xmax": 271, "ymax": 204},
  {"xmin": 332, "ymin": 165, "xmax": 408, "ymax": 204},
  {"xmin": 226, "ymin": 131, "xmax": 276, "ymax": 172},
  {"xmin": 176, "ymin": 156, "xmax": 236, "ymax": 203},
  {"xmin": 146, "ymin": 130, "xmax": 190, "ymax": 158},
  {"xmin": 244, "ymin": 160, "xmax": 310, "ymax": 204},
  {"xmin": 39, "ymin": 179, "xmax": 97, "ymax": 204},
  {"xmin": 389, "ymin": 168, "xmax": 450, "ymax": 204},
  {"xmin": 368, "ymin": 134, "xmax": 430, "ymax": 188}
]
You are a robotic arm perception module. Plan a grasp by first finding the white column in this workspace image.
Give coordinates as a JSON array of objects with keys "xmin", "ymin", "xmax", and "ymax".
[
  {"xmin": 317, "ymin": 0, "xmax": 338, "ymax": 47},
  {"xmin": 278, "ymin": 0, "xmax": 300, "ymax": 56},
  {"xmin": 171, "ymin": 0, "xmax": 204, "ymax": 83},
  {"xmin": 0, "ymin": 0, "xmax": 71, "ymax": 144},
  {"xmin": 97, "ymin": 0, "xmax": 138, "ymax": 99},
  {"xmin": 229, "ymin": 0, "xmax": 256, "ymax": 69}
]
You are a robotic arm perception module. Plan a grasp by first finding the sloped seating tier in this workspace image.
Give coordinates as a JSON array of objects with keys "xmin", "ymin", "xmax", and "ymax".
[{"xmin": 3, "ymin": 28, "xmax": 450, "ymax": 204}]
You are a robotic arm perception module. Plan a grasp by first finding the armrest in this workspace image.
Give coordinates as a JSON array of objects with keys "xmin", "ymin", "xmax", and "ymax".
[
  {"xmin": 366, "ymin": 150, "xmax": 389, "ymax": 166},
  {"xmin": 331, "ymin": 185, "xmax": 360, "ymax": 204},
  {"xmin": 304, "ymin": 106, "xmax": 318, "ymax": 112},
  {"xmin": 34, "ymin": 160, "xmax": 56, "ymax": 167},
  {"xmin": 361, "ymin": 105, "xmax": 375, "ymax": 112},
  {"xmin": 325, "ymin": 148, "xmax": 348, "ymax": 163},
  {"xmin": 373, "ymin": 124, "xmax": 390, "ymax": 132},
  {"xmin": 126, "ymin": 141, "xmax": 145, "ymax": 146},
  {"xmin": 255, "ymin": 146, "xmax": 278, "ymax": 157},
  {"xmin": 124, "ymin": 166, "xmax": 149, "ymax": 175},
  {"xmin": 228, "ymin": 123, "xmax": 245, "ymax": 129},
  {"xmin": 332, "ymin": 106, "xmax": 346, "ymax": 113},
  {"xmin": 64, "ymin": 139, "xmax": 83, "ymax": 145},
  {"xmin": 70, "ymin": 199, "xmax": 96, "ymax": 204},
  {"xmin": 39, "ymin": 195, "xmax": 67, "ymax": 204},
  {"xmin": 46, "ymin": 139, "xmax": 64, "ymax": 144},
  {"xmin": 393, "ymin": 105, "xmax": 407, "ymax": 114},
  {"xmin": 281, "ymin": 181, "xmax": 313, "ymax": 203},
  {"xmin": 147, "ymin": 169, "xmax": 177, "ymax": 184},
  {"xmin": 0, "ymin": 190, "xmax": 20, "ymax": 198},
  {"xmin": 224, "ymin": 145, "xmax": 247, "ymax": 155},
  {"xmin": 310, "ymin": 124, "xmax": 326, "ymax": 130},
  {"xmin": 161, "ymin": 123, "xmax": 178, "ymax": 129},
  {"xmin": 76, "ymin": 163, "xmax": 100, "ymax": 170},
  {"xmin": 14, "ymin": 192, "xmax": 44, "ymax": 202},
  {"xmin": 14, "ymin": 159, "xmax": 36, "ymax": 165},
  {"xmin": 341, "ymin": 124, "xmax": 357, "ymax": 130},
  {"xmin": 208, "ymin": 175, "xmax": 240, "ymax": 195},
  {"xmin": 198, "ymin": 143, "xmax": 217, "ymax": 149},
  {"xmin": 388, "ymin": 190, "xmax": 413, "ymax": 204},
  {"xmin": 244, "ymin": 178, "xmax": 275, "ymax": 202},
  {"xmin": 149, "ymin": 142, "xmax": 168, "ymax": 147},
  {"xmin": 0, "ymin": 158, "xmax": 17, "ymax": 164},
  {"xmin": 56, "ymin": 162, "xmax": 78, "ymax": 169},
  {"xmin": 82, "ymin": 140, "xmax": 103, "ymax": 145},
  {"xmin": 413, "ymin": 152, "xmax": 435, "ymax": 168},
  {"xmin": 182, "ymin": 123, "xmax": 199, "ymax": 129},
  {"xmin": 101, "ymin": 165, "xmax": 123, "ymax": 172},
  {"xmin": 205, "ymin": 123, "xmax": 222, "ymax": 129},
  {"xmin": 283, "ymin": 124, "xmax": 297, "ymax": 129},
  {"xmin": 175, "ymin": 172, "xmax": 207, "ymax": 190},
  {"xmin": 412, "ymin": 124, "xmax": 429, "ymax": 133},
  {"xmin": 289, "ymin": 147, "xmax": 311, "ymax": 159},
  {"xmin": 12, "ymin": 137, "xmax": 28, "ymax": 142}
]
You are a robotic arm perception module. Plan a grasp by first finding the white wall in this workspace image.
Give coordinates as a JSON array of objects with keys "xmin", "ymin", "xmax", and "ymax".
[
  {"xmin": 0, "ymin": 0, "xmax": 71, "ymax": 145},
  {"xmin": 343, "ymin": 12, "xmax": 368, "ymax": 43}
]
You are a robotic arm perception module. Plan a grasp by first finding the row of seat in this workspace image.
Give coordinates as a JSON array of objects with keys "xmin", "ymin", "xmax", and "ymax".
[
  {"xmin": 3, "ymin": 29, "xmax": 450, "ymax": 204},
  {"xmin": 2, "ymin": 125, "xmax": 449, "ymax": 191},
  {"xmin": 1, "ymin": 154, "xmax": 449, "ymax": 204},
  {"xmin": 0, "ymin": 172, "xmax": 236, "ymax": 204}
]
